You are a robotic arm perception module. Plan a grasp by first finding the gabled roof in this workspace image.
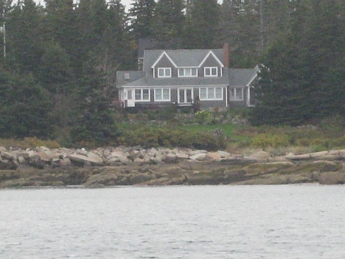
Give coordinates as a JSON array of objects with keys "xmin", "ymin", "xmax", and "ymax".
[
  {"xmin": 229, "ymin": 67, "xmax": 259, "ymax": 87},
  {"xmin": 143, "ymin": 49, "xmax": 224, "ymax": 71}
]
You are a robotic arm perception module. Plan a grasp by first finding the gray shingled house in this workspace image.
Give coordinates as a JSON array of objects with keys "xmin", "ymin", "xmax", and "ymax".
[{"xmin": 116, "ymin": 45, "xmax": 258, "ymax": 110}]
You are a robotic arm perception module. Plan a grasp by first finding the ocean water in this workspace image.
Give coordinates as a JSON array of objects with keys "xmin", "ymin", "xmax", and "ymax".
[{"xmin": 0, "ymin": 185, "xmax": 344, "ymax": 259}]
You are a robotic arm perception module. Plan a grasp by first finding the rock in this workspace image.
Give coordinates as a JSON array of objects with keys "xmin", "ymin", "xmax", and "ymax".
[
  {"xmin": 248, "ymin": 151, "xmax": 271, "ymax": 161},
  {"xmin": 1, "ymin": 151, "xmax": 17, "ymax": 160},
  {"xmin": 189, "ymin": 150, "xmax": 207, "ymax": 156},
  {"xmin": 59, "ymin": 158, "xmax": 71, "ymax": 168},
  {"xmin": 217, "ymin": 150, "xmax": 231, "ymax": 158},
  {"xmin": 107, "ymin": 151, "xmax": 129, "ymax": 164},
  {"xmin": 17, "ymin": 156, "xmax": 26, "ymax": 164},
  {"xmin": 285, "ymin": 153, "xmax": 312, "ymax": 160},
  {"xmin": 205, "ymin": 152, "xmax": 222, "ymax": 161},
  {"xmin": 163, "ymin": 154, "xmax": 179, "ymax": 164},
  {"xmin": 319, "ymin": 172, "xmax": 345, "ymax": 185},
  {"xmin": 86, "ymin": 152, "xmax": 104, "ymax": 166},
  {"xmin": 37, "ymin": 152, "xmax": 52, "ymax": 163},
  {"xmin": 189, "ymin": 153, "xmax": 206, "ymax": 161},
  {"xmin": 68, "ymin": 154, "xmax": 102, "ymax": 166}
]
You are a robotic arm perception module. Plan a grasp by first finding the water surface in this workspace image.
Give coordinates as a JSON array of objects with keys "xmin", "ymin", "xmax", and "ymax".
[{"xmin": 1, "ymin": 185, "xmax": 344, "ymax": 258}]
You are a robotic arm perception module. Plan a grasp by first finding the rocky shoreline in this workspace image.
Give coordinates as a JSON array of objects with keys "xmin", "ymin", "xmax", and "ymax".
[{"xmin": 1, "ymin": 146, "xmax": 345, "ymax": 188}]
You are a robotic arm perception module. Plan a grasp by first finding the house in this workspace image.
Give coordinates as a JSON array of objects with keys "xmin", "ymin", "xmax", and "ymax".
[{"xmin": 116, "ymin": 44, "xmax": 258, "ymax": 110}]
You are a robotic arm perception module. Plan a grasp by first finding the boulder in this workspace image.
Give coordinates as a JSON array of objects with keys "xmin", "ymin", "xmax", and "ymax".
[
  {"xmin": 86, "ymin": 152, "xmax": 104, "ymax": 166},
  {"xmin": 248, "ymin": 151, "xmax": 271, "ymax": 161},
  {"xmin": 1, "ymin": 151, "xmax": 17, "ymax": 161},
  {"xmin": 205, "ymin": 152, "xmax": 222, "ymax": 161},
  {"xmin": 319, "ymin": 172, "xmax": 345, "ymax": 185},
  {"xmin": 68, "ymin": 154, "xmax": 102, "ymax": 166},
  {"xmin": 189, "ymin": 153, "xmax": 206, "ymax": 161},
  {"xmin": 217, "ymin": 150, "xmax": 231, "ymax": 158},
  {"xmin": 163, "ymin": 154, "xmax": 179, "ymax": 164}
]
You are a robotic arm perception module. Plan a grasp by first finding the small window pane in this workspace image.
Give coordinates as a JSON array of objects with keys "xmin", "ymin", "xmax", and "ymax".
[
  {"xmin": 158, "ymin": 69, "xmax": 164, "ymax": 77},
  {"xmin": 179, "ymin": 69, "xmax": 184, "ymax": 76},
  {"xmin": 208, "ymin": 88, "xmax": 214, "ymax": 98},
  {"xmin": 192, "ymin": 68, "xmax": 197, "ymax": 76},
  {"xmin": 135, "ymin": 89, "xmax": 141, "ymax": 100},
  {"xmin": 212, "ymin": 68, "xmax": 217, "ymax": 76},
  {"xmin": 163, "ymin": 89, "xmax": 170, "ymax": 100},
  {"xmin": 165, "ymin": 68, "xmax": 171, "ymax": 77},
  {"xmin": 200, "ymin": 88, "xmax": 207, "ymax": 99},
  {"xmin": 155, "ymin": 89, "xmax": 162, "ymax": 100},
  {"xmin": 236, "ymin": 88, "xmax": 243, "ymax": 100},
  {"xmin": 215, "ymin": 88, "xmax": 222, "ymax": 99},
  {"xmin": 205, "ymin": 68, "xmax": 210, "ymax": 76},
  {"xmin": 143, "ymin": 89, "xmax": 149, "ymax": 100}
]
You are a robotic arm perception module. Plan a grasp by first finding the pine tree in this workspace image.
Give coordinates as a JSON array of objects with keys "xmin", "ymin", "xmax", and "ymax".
[
  {"xmin": 70, "ymin": 58, "xmax": 121, "ymax": 145},
  {"xmin": 183, "ymin": 0, "xmax": 220, "ymax": 49},
  {"xmin": 151, "ymin": 0, "xmax": 185, "ymax": 43},
  {"xmin": 128, "ymin": 0, "xmax": 156, "ymax": 40}
]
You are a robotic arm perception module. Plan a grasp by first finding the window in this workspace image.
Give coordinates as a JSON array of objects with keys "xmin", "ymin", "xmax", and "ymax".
[
  {"xmin": 135, "ymin": 89, "xmax": 150, "ymax": 101},
  {"xmin": 199, "ymin": 87, "xmax": 223, "ymax": 100},
  {"xmin": 204, "ymin": 67, "xmax": 218, "ymax": 77},
  {"xmin": 178, "ymin": 68, "xmax": 198, "ymax": 77},
  {"xmin": 157, "ymin": 67, "xmax": 171, "ymax": 78},
  {"xmin": 154, "ymin": 88, "xmax": 170, "ymax": 101},
  {"xmin": 230, "ymin": 88, "xmax": 244, "ymax": 100}
]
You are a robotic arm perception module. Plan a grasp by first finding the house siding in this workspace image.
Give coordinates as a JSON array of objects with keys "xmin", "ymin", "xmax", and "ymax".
[
  {"xmin": 153, "ymin": 55, "xmax": 176, "ymax": 78},
  {"xmin": 229, "ymin": 87, "xmax": 248, "ymax": 107},
  {"xmin": 200, "ymin": 55, "xmax": 222, "ymax": 77}
]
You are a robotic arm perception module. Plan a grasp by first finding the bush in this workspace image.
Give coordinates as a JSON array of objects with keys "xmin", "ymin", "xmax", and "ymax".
[
  {"xmin": 195, "ymin": 110, "xmax": 213, "ymax": 125},
  {"xmin": 251, "ymin": 134, "xmax": 290, "ymax": 149},
  {"xmin": 119, "ymin": 126, "xmax": 225, "ymax": 150}
]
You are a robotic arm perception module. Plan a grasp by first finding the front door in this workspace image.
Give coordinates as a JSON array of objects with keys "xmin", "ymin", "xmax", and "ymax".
[{"xmin": 178, "ymin": 88, "xmax": 193, "ymax": 105}]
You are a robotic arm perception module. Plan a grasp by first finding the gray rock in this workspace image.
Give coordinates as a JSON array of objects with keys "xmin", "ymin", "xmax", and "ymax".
[{"xmin": 189, "ymin": 153, "xmax": 206, "ymax": 161}]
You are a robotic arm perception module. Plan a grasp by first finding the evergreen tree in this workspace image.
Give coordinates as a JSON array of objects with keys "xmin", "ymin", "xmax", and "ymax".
[
  {"xmin": 251, "ymin": 0, "xmax": 345, "ymax": 125},
  {"xmin": 128, "ymin": 0, "xmax": 156, "ymax": 40},
  {"xmin": 151, "ymin": 0, "xmax": 185, "ymax": 43},
  {"xmin": 219, "ymin": 0, "xmax": 261, "ymax": 67},
  {"xmin": 6, "ymin": 0, "xmax": 44, "ymax": 75},
  {"xmin": 183, "ymin": 0, "xmax": 220, "ymax": 49},
  {"xmin": 70, "ymin": 59, "xmax": 121, "ymax": 145},
  {"xmin": 0, "ymin": 68, "xmax": 54, "ymax": 138}
]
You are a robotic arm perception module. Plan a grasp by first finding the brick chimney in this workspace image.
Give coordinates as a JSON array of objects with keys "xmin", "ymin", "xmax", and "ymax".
[{"xmin": 223, "ymin": 43, "xmax": 230, "ymax": 68}]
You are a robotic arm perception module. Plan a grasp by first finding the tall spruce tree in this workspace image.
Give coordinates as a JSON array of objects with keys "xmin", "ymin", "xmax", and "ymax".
[
  {"xmin": 183, "ymin": 0, "xmax": 220, "ymax": 49},
  {"xmin": 70, "ymin": 58, "xmax": 120, "ymax": 145},
  {"xmin": 6, "ymin": 0, "xmax": 44, "ymax": 75},
  {"xmin": 128, "ymin": 0, "xmax": 156, "ymax": 40},
  {"xmin": 251, "ymin": 0, "xmax": 345, "ymax": 125},
  {"xmin": 151, "ymin": 0, "xmax": 185, "ymax": 43}
]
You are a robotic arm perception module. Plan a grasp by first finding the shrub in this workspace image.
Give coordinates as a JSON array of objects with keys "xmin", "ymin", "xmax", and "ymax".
[
  {"xmin": 119, "ymin": 126, "xmax": 225, "ymax": 150},
  {"xmin": 195, "ymin": 110, "xmax": 213, "ymax": 125},
  {"xmin": 251, "ymin": 134, "xmax": 290, "ymax": 149}
]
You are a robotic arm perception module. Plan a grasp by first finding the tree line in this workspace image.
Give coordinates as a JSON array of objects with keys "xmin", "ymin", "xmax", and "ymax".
[{"xmin": 0, "ymin": 0, "xmax": 344, "ymax": 144}]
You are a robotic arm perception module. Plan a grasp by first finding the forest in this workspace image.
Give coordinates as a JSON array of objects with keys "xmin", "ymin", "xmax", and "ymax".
[{"xmin": 0, "ymin": 0, "xmax": 344, "ymax": 146}]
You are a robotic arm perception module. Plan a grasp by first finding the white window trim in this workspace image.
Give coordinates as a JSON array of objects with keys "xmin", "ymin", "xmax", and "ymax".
[
  {"xmin": 204, "ymin": 67, "xmax": 218, "ymax": 77},
  {"xmin": 134, "ymin": 89, "xmax": 151, "ymax": 102},
  {"xmin": 178, "ymin": 68, "xmax": 198, "ymax": 77},
  {"xmin": 154, "ymin": 88, "xmax": 171, "ymax": 102},
  {"xmin": 230, "ymin": 88, "xmax": 244, "ymax": 101},
  {"xmin": 199, "ymin": 87, "xmax": 223, "ymax": 101},
  {"xmin": 157, "ymin": 67, "xmax": 172, "ymax": 78}
]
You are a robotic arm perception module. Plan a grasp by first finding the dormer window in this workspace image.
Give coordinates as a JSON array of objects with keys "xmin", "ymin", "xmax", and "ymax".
[
  {"xmin": 204, "ymin": 67, "xmax": 218, "ymax": 77},
  {"xmin": 178, "ymin": 68, "xmax": 198, "ymax": 77},
  {"xmin": 158, "ymin": 67, "xmax": 171, "ymax": 78}
]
